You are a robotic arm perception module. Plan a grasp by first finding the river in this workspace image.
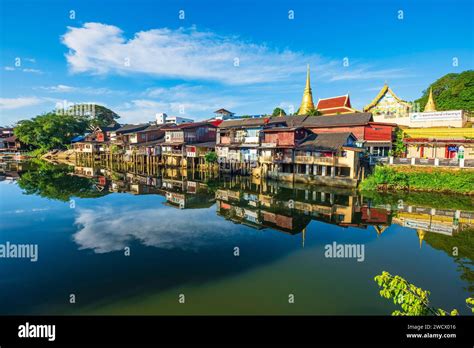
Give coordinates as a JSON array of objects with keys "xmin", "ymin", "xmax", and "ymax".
[{"xmin": 0, "ymin": 160, "xmax": 472, "ymax": 315}]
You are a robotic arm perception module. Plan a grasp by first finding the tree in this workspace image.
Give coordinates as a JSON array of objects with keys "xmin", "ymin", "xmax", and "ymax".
[
  {"xmin": 204, "ymin": 151, "xmax": 218, "ymax": 164},
  {"xmin": 307, "ymin": 109, "xmax": 321, "ymax": 116},
  {"xmin": 15, "ymin": 112, "xmax": 89, "ymax": 151},
  {"xmin": 374, "ymin": 271, "xmax": 474, "ymax": 315},
  {"xmin": 389, "ymin": 128, "xmax": 406, "ymax": 157},
  {"xmin": 17, "ymin": 160, "xmax": 107, "ymax": 201},
  {"xmin": 272, "ymin": 107, "xmax": 287, "ymax": 117},
  {"xmin": 414, "ymin": 70, "xmax": 474, "ymax": 111},
  {"xmin": 86, "ymin": 105, "xmax": 120, "ymax": 127},
  {"xmin": 14, "ymin": 104, "xmax": 120, "ymax": 152}
]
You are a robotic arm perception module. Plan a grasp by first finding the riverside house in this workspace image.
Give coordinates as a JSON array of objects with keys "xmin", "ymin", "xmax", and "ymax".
[
  {"xmin": 259, "ymin": 126, "xmax": 363, "ymax": 188},
  {"xmin": 161, "ymin": 121, "xmax": 219, "ymax": 167},
  {"xmin": 216, "ymin": 117, "xmax": 285, "ymax": 174},
  {"xmin": 293, "ymin": 113, "xmax": 396, "ymax": 160}
]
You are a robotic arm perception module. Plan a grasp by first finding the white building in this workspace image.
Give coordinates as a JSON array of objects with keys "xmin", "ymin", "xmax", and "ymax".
[{"xmin": 156, "ymin": 113, "xmax": 193, "ymax": 125}]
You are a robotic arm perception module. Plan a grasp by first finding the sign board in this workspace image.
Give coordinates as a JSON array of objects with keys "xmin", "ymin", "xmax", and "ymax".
[{"xmin": 409, "ymin": 110, "xmax": 463, "ymax": 122}]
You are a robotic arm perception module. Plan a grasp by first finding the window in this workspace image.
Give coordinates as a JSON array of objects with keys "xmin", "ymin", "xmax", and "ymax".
[{"xmin": 371, "ymin": 146, "xmax": 390, "ymax": 157}]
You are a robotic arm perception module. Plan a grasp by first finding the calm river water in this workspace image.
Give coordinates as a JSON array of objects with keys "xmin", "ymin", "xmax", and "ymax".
[{"xmin": 0, "ymin": 160, "xmax": 473, "ymax": 315}]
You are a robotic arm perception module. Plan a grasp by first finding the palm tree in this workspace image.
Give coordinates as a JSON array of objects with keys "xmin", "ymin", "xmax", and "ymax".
[{"xmin": 306, "ymin": 109, "xmax": 321, "ymax": 116}]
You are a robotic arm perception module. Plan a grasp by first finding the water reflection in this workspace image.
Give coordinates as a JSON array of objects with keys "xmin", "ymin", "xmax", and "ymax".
[
  {"xmin": 5, "ymin": 159, "xmax": 473, "ymax": 252},
  {"xmin": 1, "ymin": 159, "xmax": 473, "ymax": 315}
]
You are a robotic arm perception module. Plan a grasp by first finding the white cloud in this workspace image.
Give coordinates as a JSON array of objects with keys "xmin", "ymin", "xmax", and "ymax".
[
  {"xmin": 61, "ymin": 22, "xmax": 330, "ymax": 85},
  {"xmin": 61, "ymin": 22, "xmax": 411, "ymax": 87},
  {"xmin": 0, "ymin": 97, "xmax": 45, "ymax": 110}
]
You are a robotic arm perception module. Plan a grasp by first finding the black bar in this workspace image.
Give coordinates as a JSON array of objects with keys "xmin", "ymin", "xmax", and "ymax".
[{"xmin": 0, "ymin": 315, "xmax": 472, "ymax": 346}]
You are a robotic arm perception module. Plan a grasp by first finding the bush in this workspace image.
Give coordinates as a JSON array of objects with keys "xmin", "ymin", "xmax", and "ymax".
[{"xmin": 360, "ymin": 165, "xmax": 474, "ymax": 194}]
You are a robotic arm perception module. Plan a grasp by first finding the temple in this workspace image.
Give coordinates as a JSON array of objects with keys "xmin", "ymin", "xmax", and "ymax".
[
  {"xmin": 424, "ymin": 88, "xmax": 437, "ymax": 112},
  {"xmin": 364, "ymin": 84, "xmax": 411, "ymax": 121},
  {"xmin": 297, "ymin": 65, "xmax": 315, "ymax": 115},
  {"xmin": 316, "ymin": 94, "xmax": 357, "ymax": 115}
]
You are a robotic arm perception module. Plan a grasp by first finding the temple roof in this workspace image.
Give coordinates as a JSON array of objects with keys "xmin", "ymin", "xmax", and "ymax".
[
  {"xmin": 363, "ymin": 84, "xmax": 410, "ymax": 112},
  {"xmin": 317, "ymin": 95, "xmax": 350, "ymax": 109}
]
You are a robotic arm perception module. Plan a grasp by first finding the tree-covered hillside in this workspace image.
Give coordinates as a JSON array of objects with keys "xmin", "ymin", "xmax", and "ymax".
[{"xmin": 415, "ymin": 70, "xmax": 474, "ymax": 111}]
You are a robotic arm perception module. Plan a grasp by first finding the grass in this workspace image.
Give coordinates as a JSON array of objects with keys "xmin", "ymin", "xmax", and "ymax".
[{"xmin": 360, "ymin": 165, "xmax": 474, "ymax": 195}]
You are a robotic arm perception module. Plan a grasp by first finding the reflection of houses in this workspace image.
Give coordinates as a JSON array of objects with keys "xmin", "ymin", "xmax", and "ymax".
[
  {"xmin": 393, "ymin": 205, "xmax": 474, "ymax": 236},
  {"xmin": 259, "ymin": 127, "xmax": 363, "ymax": 188},
  {"xmin": 215, "ymin": 179, "xmax": 382, "ymax": 237},
  {"xmin": 162, "ymin": 179, "xmax": 215, "ymax": 209},
  {"xmin": 73, "ymin": 166, "xmax": 101, "ymax": 178},
  {"xmin": 161, "ymin": 121, "xmax": 219, "ymax": 167}
]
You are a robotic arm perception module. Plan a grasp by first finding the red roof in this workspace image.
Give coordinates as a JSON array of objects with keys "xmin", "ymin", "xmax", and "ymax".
[
  {"xmin": 317, "ymin": 95, "xmax": 351, "ymax": 110},
  {"xmin": 210, "ymin": 120, "xmax": 223, "ymax": 127},
  {"xmin": 319, "ymin": 107, "xmax": 352, "ymax": 115}
]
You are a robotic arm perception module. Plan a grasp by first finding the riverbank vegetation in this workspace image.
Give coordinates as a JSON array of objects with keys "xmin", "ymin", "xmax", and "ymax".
[
  {"xmin": 360, "ymin": 166, "xmax": 474, "ymax": 195},
  {"xmin": 14, "ymin": 104, "xmax": 119, "ymax": 155}
]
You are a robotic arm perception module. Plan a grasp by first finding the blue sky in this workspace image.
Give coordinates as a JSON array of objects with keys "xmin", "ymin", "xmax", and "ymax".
[{"xmin": 1, "ymin": 0, "xmax": 473, "ymax": 126}]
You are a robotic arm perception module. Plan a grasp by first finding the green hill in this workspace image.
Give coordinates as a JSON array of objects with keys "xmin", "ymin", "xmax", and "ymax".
[{"xmin": 415, "ymin": 70, "xmax": 474, "ymax": 111}]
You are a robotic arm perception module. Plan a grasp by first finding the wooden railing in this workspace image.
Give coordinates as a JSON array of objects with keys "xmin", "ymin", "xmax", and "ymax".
[{"xmin": 294, "ymin": 156, "xmax": 352, "ymax": 166}]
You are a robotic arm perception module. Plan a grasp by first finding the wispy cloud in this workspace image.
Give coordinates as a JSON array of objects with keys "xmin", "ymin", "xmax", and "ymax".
[
  {"xmin": 3, "ymin": 66, "xmax": 43, "ymax": 74},
  {"xmin": 37, "ymin": 84, "xmax": 122, "ymax": 95},
  {"xmin": 329, "ymin": 68, "xmax": 410, "ymax": 82},
  {"xmin": 0, "ymin": 97, "xmax": 45, "ymax": 110}
]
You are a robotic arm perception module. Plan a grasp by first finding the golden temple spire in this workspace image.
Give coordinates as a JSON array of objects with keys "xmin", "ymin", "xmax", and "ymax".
[
  {"xmin": 417, "ymin": 229, "xmax": 427, "ymax": 249},
  {"xmin": 297, "ymin": 65, "xmax": 315, "ymax": 115},
  {"xmin": 301, "ymin": 227, "xmax": 306, "ymax": 248},
  {"xmin": 424, "ymin": 88, "xmax": 437, "ymax": 112}
]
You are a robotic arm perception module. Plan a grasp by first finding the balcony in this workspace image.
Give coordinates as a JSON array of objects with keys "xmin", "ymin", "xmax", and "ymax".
[
  {"xmin": 294, "ymin": 156, "xmax": 353, "ymax": 167},
  {"xmin": 162, "ymin": 149, "xmax": 184, "ymax": 156},
  {"xmin": 259, "ymin": 155, "xmax": 293, "ymax": 164}
]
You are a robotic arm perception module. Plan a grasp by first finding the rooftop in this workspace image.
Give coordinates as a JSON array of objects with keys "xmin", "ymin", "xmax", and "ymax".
[
  {"xmin": 115, "ymin": 124, "xmax": 150, "ymax": 134},
  {"xmin": 297, "ymin": 132, "xmax": 355, "ymax": 152}
]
